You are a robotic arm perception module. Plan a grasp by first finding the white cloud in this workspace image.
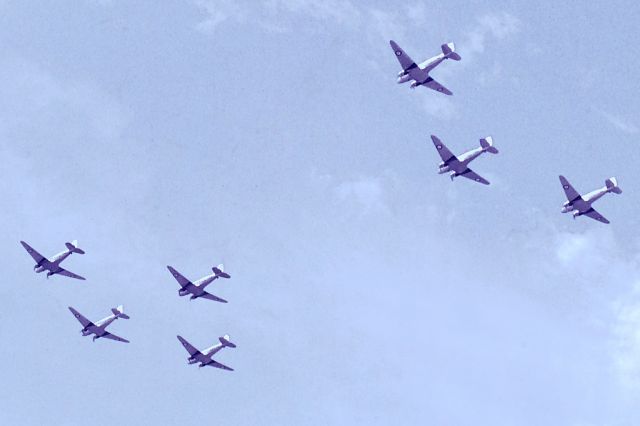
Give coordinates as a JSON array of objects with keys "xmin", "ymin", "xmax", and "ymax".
[
  {"xmin": 194, "ymin": 0, "xmax": 248, "ymax": 34},
  {"xmin": 613, "ymin": 283, "xmax": 640, "ymax": 391},
  {"xmin": 422, "ymin": 95, "xmax": 457, "ymax": 120},
  {"xmin": 596, "ymin": 108, "xmax": 639, "ymax": 135},
  {"xmin": 460, "ymin": 12, "xmax": 521, "ymax": 62},
  {"xmin": 335, "ymin": 176, "xmax": 386, "ymax": 212}
]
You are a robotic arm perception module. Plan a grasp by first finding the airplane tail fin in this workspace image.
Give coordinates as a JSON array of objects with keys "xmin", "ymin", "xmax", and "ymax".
[
  {"xmin": 212, "ymin": 264, "xmax": 231, "ymax": 279},
  {"xmin": 441, "ymin": 42, "xmax": 461, "ymax": 61},
  {"xmin": 111, "ymin": 305, "xmax": 130, "ymax": 320},
  {"xmin": 480, "ymin": 136, "xmax": 499, "ymax": 154},
  {"xmin": 65, "ymin": 240, "xmax": 85, "ymax": 255},
  {"xmin": 606, "ymin": 177, "xmax": 622, "ymax": 194},
  {"xmin": 219, "ymin": 334, "xmax": 237, "ymax": 348}
]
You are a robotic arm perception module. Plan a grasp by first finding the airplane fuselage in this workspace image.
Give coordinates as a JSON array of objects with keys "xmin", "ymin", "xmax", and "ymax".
[
  {"xmin": 438, "ymin": 146, "xmax": 486, "ymax": 175},
  {"xmin": 561, "ymin": 186, "xmax": 610, "ymax": 215},
  {"xmin": 33, "ymin": 249, "xmax": 73, "ymax": 276},
  {"xmin": 80, "ymin": 314, "xmax": 119, "ymax": 340},
  {"xmin": 178, "ymin": 272, "xmax": 219, "ymax": 298},
  {"xmin": 397, "ymin": 53, "xmax": 446, "ymax": 86}
]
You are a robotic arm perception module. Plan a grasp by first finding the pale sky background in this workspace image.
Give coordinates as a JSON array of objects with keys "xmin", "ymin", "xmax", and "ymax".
[{"xmin": 1, "ymin": 1, "xmax": 640, "ymax": 425}]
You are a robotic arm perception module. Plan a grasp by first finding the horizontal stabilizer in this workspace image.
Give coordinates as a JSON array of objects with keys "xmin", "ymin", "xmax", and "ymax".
[
  {"xmin": 219, "ymin": 334, "xmax": 237, "ymax": 348},
  {"xmin": 65, "ymin": 241, "xmax": 85, "ymax": 254},
  {"xmin": 111, "ymin": 305, "xmax": 130, "ymax": 319},
  {"xmin": 605, "ymin": 177, "xmax": 622, "ymax": 194},
  {"xmin": 441, "ymin": 42, "xmax": 461, "ymax": 60},
  {"xmin": 480, "ymin": 136, "xmax": 498, "ymax": 154},
  {"xmin": 213, "ymin": 264, "xmax": 231, "ymax": 279}
]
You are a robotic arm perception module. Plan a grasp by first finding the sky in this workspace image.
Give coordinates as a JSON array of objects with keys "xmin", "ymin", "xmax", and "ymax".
[{"xmin": 1, "ymin": 0, "xmax": 640, "ymax": 425}]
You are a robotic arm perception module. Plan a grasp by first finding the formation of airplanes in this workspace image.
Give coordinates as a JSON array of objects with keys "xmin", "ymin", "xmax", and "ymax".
[
  {"xmin": 390, "ymin": 39, "xmax": 622, "ymax": 223},
  {"xmin": 15, "ymin": 39, "xmax": 624, "ymax": 377},
  {"xmin": 20, "ymin": 240, "xmax": 237, "ymax": 371}
]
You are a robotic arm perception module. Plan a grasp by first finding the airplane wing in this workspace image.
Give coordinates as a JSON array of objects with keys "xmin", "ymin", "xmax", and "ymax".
[
  {"xmin": 559, "ymin": 175, "xmax": 582, "ymax": 203},
  {"xmin": 68, "ymin": 307, "xmax": 93, "ymax": 328},
  {"xmin": 101, "ymin": 332, "xmax": 130, "ymax": 343},
  {"xmin": 422, "ymin": 78, "xmax": 453, "ymax": 95},
  {"xmin": 57, "ymin": 267, "xmax": 86, "ymax": 281},
  {"xmin": 177, "ymin": 335, "xmax": 201, "ymax": 356},
  {"xmin": 390, "ymin": 40, "xmax": 428, "ymax": 81},
  {"xmin": 430, "ymin": 135, "xmax": 457, "ymax": 164},
  {"xmin": 20, "ymin": 241, "xmax": 48, "ymax": 265},
  {"xmin": 582, "ymin": 208, "xmax": 610, "ymax": 224},
  {"xmin": 207, "ymin": 359, "xmax": 234, "ymax": 371},
  {"xmin": 199, "ymin": 291, "xmax": 228, "ymax": 303},
  {"xmin": 458, "ymin": 168, "xmax": 490, "ymax": 185},
  {"xmin": 167, "ymin": 266, "xmax": 192, "ymax": 288}
]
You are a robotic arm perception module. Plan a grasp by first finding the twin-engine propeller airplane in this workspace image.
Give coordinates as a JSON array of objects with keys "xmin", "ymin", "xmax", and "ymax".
[
  {"xmin": 559, "ymin": 175, "xmax": 622, "ymax": 224},
  {"xmin": 430, "ymin": 135, "xmax": 498, "ymax": 185},
  {"xmin": 390, "ymin": 40, "xmax": 461, "ymax": 94},
  {"xmin": 177, "ymin": 334, "xmax": 236, "ymax": 371},
  {"xmin": 68, "ymin": 305, "xmax": 130, "ymax": 343},
  {"xmin": 167, "ymin": 264, "xmax": 231, "ymax": 302},
  {"xmin": 20, "ymin": 240, "xmax": 86, "ymax": 280}
]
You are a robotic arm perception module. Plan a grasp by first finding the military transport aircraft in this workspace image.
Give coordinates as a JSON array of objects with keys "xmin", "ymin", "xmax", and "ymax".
[
  {"xmin": 20, "ymin": 240, "xmax": 86, "ymax": 280},
  {"xmin": 68, "ymin": 305, "xmax": 130, "ymax": 343},
  {"xmin": 177, "ymin": 334, "xmax": 236, "ymax": 370},
  {"xmin": 559, "ymin": 175, "xmax": 622, "ymax": 224},
  {"xmin": 390, "ymin": 40, "xmax": 461, "ymax": 94},
  {"xmin": 430, "ymin": 135, "xmax": 498, "ymax": 185},
  {"xmin": 167, "ymin": 264, "xmax": 231, "ymax": 302}
]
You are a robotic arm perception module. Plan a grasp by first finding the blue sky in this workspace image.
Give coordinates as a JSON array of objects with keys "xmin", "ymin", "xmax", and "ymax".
[{"xmin": 1, "ymin": 1, "xmax": 640, "ymax": 424}]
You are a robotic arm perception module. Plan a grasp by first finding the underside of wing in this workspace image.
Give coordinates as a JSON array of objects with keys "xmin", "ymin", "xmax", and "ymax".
[
  {"xmin": 177, "ymin": 335, "xmax": 201, "ymax": 356},
  {"xmin": 389, "ymin": 40, "xmax": 417, "ymax": 72},
  {"xmin": 101, "ymin": 332, "xmax": 130, "ymax": 343},
  {"xmin": 20, "ymin": 241, "xmax": 47, "ymax": 265},
  {"xmin": 207, "ymin": 359, "xmax": 234, "ymax": 371},
  {"xmin": 57, "ymin": 267, "xmax": 86, "ymax": 280},
  {"xmin": 559, "ymin": 175, "xmax": 582, "ymax": 203},
  {"xmin": 583, "ymin": 208, "xmax": 610, "ymax": 224},
  {"xmin": 430, "ymin": 135, "xmax": 457, "ymax": 164},
  {"xmin": 422, "ymin": 78, "xmax": 452, "ymax": 95},
  {"xmin": 68, "ymin": 307, "xmax": 93, "ymax": 328},
  {"xmin": 199, "ymin": 291, "xmax": 228, "ymax": 303},
  {"xmin": 167, "ymin": 266, "xmax": 191, "ymax": 288},
  {"xmin": 459, "ymin": 168, "xmax": 490, "ymax": 185}
]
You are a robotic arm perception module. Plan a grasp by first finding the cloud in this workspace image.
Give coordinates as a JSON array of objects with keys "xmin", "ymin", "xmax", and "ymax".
[
  {"xmin": 595, "ymin": 108, "xmax": 639, "ymax": 135},
  {"xmin": 335, "ymin": 176, "xmax": 386, "ymax": 212},
  {"xmin": 422, "ymin": 95, "xmax": 457, "ymax": 120},
  {"xmin": 461, "ymin": 12, "xmax": 521, "ymax": 62},
  {"xmin": 193, "ymin": 0, "xmax": 249, "ymax": 34},
  {"xmin": 613, "ymin": 283, "xmax": 640, "ymax": 392}
]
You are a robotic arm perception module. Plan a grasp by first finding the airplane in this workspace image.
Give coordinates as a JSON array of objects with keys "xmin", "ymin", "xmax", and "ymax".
[
  {"xmin": 177, "ymin": 334, "xmax": 236, "ymax": 370},
  {"xmin": 559, "ymin": 175, "xmax": 622, "ymax": 224},
  {"xmin": 430, "ymin": 135, "xmax": 498, "ymax": 185},
  {"xmin": 390, "ymin": 40, "xmax": 461, "ymax": 94},
  {"xmin": 167, "ymin": 264, "xmax": 231, "ymax": 303},
  {"xmin": 20, "ymin": 240, "xmax": 86, "ymax": 280},
  {"xmin": 68, "ymin": 305, "xmax": 130, "ymax": 343}
]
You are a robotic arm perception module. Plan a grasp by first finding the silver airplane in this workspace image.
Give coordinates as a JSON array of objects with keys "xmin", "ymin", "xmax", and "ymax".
[
  {"xmin": 167, "ymin": 264, "xmax": 230, "ymax": 302},
  {"xmin": 68, "ymin": 305, "xmax": 130, "ymax": 343},
  {"xmin": 390, "ymin": 40, "xmax": 461, "ymax": 94},
  {"xmin": 559, "ymin": 175, "xmax": 622, "ymax": 224},
  {"xmin": 177, "ymin": 334, "xmax": 236, "ymax": 371},
  {"xmin": 20, "ymin": 240, "xmax": 86, "ymax": 280},
  {"xmin": 430, "ymin": 135, "xmax": 498, "ymax": 185}
]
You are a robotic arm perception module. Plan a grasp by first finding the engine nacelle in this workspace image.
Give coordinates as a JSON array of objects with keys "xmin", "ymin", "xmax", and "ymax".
[
  {"xmin": 572, "ymin": 210, "xmax": 581, "ymax": 218},
  {"xmin": 178, "ymin": 289, "xmax": 189, "ymax": 297},
  {"xmin": 188, "ymin": 357, "xmax": 197, "ymax": 365},
  {"xmin": 410, "ymin": 81, "xmax": 420, "ymax": 89},
  {"xmin": 561, "ymin": 204, "xmax": 573, "ymax": 213},
  {"xmin": 397, "ymin": 70, "xmax": 407, "ymax": 78}
]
